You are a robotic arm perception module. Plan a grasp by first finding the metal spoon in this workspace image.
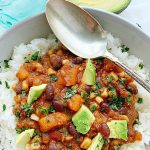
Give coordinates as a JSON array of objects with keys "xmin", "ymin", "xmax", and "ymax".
[{"xmin": 46, "ymin": 0, "xmax": 150, "ymax": 93}]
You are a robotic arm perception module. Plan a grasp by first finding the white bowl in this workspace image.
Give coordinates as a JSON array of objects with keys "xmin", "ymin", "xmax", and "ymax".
[{"xmin": 0, "ymin": 8, "xmax": 150, "ymax": 70}]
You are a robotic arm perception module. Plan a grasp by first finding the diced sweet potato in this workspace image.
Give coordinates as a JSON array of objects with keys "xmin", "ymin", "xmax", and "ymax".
[
  {"xmin": 59, "ymin": 65, "xmax": 79, "ymax": 86},
  {"xmin": 38, "ymin": 112, "xmax": 69, "ymax": 132},
  {"xmin": 16, "ymin": 65, "xmax": 29, "ymax": 80},
  {"xmin": 67, "ymin": 94, "xmax": 83, "ymax": 111}
]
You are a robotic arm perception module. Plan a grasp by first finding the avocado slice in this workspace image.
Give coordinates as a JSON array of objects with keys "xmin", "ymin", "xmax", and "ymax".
[
  {"xmin": 88, "ymin": 133, "xmax": 104, "ymax": 150},
  {"xmin": 107, "ymin": 120, "xmax": 128, "ymax": 140},
  {"xmin": 16, "ymin": 129, "xmax": 34, "ymax": 146},
  {"xmin": 81, "ymin": 59, "xmax": 96, "ymax": 85},
  {"xmin": 67, "ymin": 0, "xmax": 131, "ymax": 14},
  {"xmin": 72, "ymin": 105, "xmax": 95, "ymax": 134},
  {"xmin": 27, "ymin": 84, "xmax": 47, "ymax": 105}
]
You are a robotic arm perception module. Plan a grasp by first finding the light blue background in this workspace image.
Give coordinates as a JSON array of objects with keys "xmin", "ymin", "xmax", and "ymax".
[{"xmin": 0, "ymin": 0, "xmax": 46, "ymax": 33}]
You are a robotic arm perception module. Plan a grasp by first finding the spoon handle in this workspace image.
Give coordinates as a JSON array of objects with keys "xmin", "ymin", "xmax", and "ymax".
[{"xmin": 105, "ymin": 52, "xmax": 150, "ymax": 93}]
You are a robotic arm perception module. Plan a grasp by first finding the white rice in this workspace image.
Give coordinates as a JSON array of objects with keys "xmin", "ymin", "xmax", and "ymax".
[{"xmin": 0, "ymin": 33, "xmax": 149, "ymax": 150}]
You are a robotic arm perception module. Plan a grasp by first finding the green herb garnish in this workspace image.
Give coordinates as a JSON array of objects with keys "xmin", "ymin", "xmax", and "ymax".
[
  {"xmin": 104, "ymin": 139, "xmax": 109, "ymax": 145},
  {"xmin": 64, "ymin": 129, "xmax": 68, "ymax": 135},
  {"xmin": 64, "ymin": 88, "xmax": 77, "ymax": 99},
  {"xmin": 48, "ymin": 106, "xmax": 56, "ymax": 112},
  {"xmin": 15, "ymin": 111, "xmax": 20, "ymax": 118},
  {"xmin": 109, "ymin": 96, "xmax": 124, "ymax": 110},
  {"xmin": 5, "ymin": 81, "xmax": 10, "ymax": 89},
  {"xmin": 125, "ymin": 97, "xmax": 131, "ymax": 103},
  {"xmin": 0, "ymin": 81, "xmax": 2, "ymax": 85},
  {"xmin": 21, "ymin": 105, "xmax": 33, "ymax": 117},
  {"xmin": 120, "ymin": 78, "xmax": 126, "ymax": 85},
  {"xmin": 55, "ymin": 37, "xmax": 59, "ymax": 42},
  {"xmin": 38, "ymin": 106, "xmax": 55, "ymax": 115},
  {"xmin": 90, "ymin": 104, "xmax": 97, "ymax": 112},
  {"xmin": 31, "ymin": 51, "xmax": 41, "ymax": 61},
  {"xmin": 76, "ymin": 138, "xmax": 80, "ymax": 142},
  {"xmin": 137, "ymin": 98, "xmax": 143, "ymax": 104},
  {"xmin": 4, "ymin": 60, "xmax": 10, "ymax": 69},
  {"xmin": 108, "ymin": 76, "xmax": 113, "ymax": 82},
  {"xmin": 2, "ymin": 104, "xmax": 6, "ymax": 112},
  {"xmin": 15, "ymin": 127, "xmax": 26, "ymax": 134},
  {"xmin": 139, "ymin": 63, "xmax": 144, "ymax": 69},
  {"xmin": 121, "ymin": 45, "xmax": 129, "ymax": 52},
  {"xmin": 50, "ymin": 75, "xmax": 58, "ymax": 81}
]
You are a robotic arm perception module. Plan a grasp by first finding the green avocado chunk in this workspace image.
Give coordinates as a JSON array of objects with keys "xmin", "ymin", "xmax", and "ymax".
[
  {"xmin": 107, "ymin": 120, "xmax": 128, "ymax": 140},
  {"xmin": 88, "ymin": 133, "xmax": 104, "ymax": 150},
  {"xmin": 27, "ymin": 84, "xmax": 47, "ymax": 105},
  {"xmin": 16, "ymin": 129, "xmax": 34, "ymax": 146},
  {"xmin": 68, "ymin": 0, "xmax": 131, "ymax": 14},
  {"xmin": 81, "ymin": 59, "xmax": 96, "ymax": 85},
  {"xmin": 72, "ymin": 105, "xmax": 95, "ymax": 134}
]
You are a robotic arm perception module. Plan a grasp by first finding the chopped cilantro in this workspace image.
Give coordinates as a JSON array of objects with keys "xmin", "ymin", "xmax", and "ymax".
[
  {"xmin": 5, "ymin": 81, "xmax": 10, "ymax": 89},
  {"xmin": 21, "ymin": 105, "xmax": 33, "ymax": 117},
  {"xmin": 4, "ymin": 60, "xmax": 10, "ymax": 69},
  {"xmin": 90, "ymin": 104, "xmax": 97, "ymax": 112},
  {"xmin": 76, "ymin": 138, "xmax": 80, "ymax": 142},
  {"xmin": 125, "ymin": 97, "xmax": 131, "ymax": 103},
  {"xmin": 48, "ymin": 106, "xmax": 56, "ymax": 113},
  {"xmin": 15, "ymin": 111, "xmax": 20, "ymax": 118},
  {"xmin": 104, "ymin": 139, "xmax": 109, "ymax": 145},
  {"xmin": 121, "ymin": 45, "xmax": 129, "ymax": 52},
  {"xmin": 120, "ymin": 78, "xmax": 126, "ymax": 85},
  {"xmin": 2, "ymin": 104, "xmax": 6, "ymax": 112},
  {"xmin": 80, "ymin": 92, "xmax": 90, "ymax": 106},
  {"xmin": 64, "ymin": 129, "xmax": 68, "ymax": 135},
  {"xmin": 109, "ymin": 96, "xmax": 124, "ymax": 110},
  {"xmin": 55, "ymin": 37, "xmax": 59, "ymax": 42},
  {"xmin": 108, "ymin": 76, "xmax": 113, "ymax": 82},
  {"xmin": 137, "ymin": 98, "xmax": 143, "ymax": 104},
  {"xmin": 139, "ymin": 63, "xmax": 144, "ymax": 69},
  {"xmin": 64, "ymin": 88, "xmax": 77, "ymax": 99},
  {"xmin": 50, "ymin": 75, "xmax": 58, "ymax": 81},
  {"xmin": 95, "ymin": 82, "xmax": 102, "ymax": 89},
  {"xmin": 38, "ymin": 106, "xmax": 55, "ymax": 115},
  {"xmin": 31, "ymin": 51, "xmax": 41, "ymax": 61},
  {"xmin": 134, "ymin": 118, "xmax": 141, "ymax": 125},
  {"xmin": 16, "ymin": 127, "xmax": 26, "ymax": 134}
]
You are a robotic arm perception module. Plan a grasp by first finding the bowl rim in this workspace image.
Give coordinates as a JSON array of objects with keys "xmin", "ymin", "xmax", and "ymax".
[{"xmin": 0, "ymin": 6, "xmax": 149, "ymax": 41}]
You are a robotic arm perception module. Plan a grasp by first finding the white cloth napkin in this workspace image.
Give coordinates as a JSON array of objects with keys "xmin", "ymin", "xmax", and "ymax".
[{"xmin": 120, "ymin": 0, "xmax": 150, "ymax": 36}]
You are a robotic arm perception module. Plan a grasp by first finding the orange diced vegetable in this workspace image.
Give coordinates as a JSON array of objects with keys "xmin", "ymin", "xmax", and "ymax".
[
  {"xmin": 16, "ymin": 65, "xmax": 29, "ymax": 80},
  {"xmin": 134, "ymin": 132, "xmax": 142, "ymax": 141},
  {"xmin": 60, "ymin": 65, "xmax": 79, "ymax": 86},
  {"xmin": 38, "ymin": 112, "xmax": 69, "ymax": 132},
  {"xmin": 67, "ymin": 94, "xmax": 83, "ymax": 111}
]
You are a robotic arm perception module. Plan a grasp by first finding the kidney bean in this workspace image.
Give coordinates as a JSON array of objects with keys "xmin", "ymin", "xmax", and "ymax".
[
  {"xmin": 127, "ymin": 83, "xmax": 138, "ymax": 94},
  {"xmin": 50, "ymin": 54, "xmax": 62, "ymax": 70},
  {"xmin": 45, "ymin": 84, "xmax": 54, "ymax": 101},
  {"xmin": 84, "ymin": 85, "xmax": 91, "ymax": 94},
  {"xmin": 98, "ymin": 123, "xmax": 110, "ymax": 137},
  {"xmin": 67, "ymin": 122, "xmax": 79, "ymax": 138},
  {"xmin": 119, "ymin": 107, "xmax": 129, "ymax": 115},
  {"xmin": 52, "ymin": 100, "xmax": 64, "ymax": 112},
  {"xmin": 101, "ymin": 103, "xmax": 110, "ymax": 113},
  {"xmin": 72, "ymin": 57, "xmax": 84, "ymax": 64}
]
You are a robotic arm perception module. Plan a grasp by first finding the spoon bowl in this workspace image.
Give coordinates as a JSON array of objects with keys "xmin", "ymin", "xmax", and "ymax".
[
  {"xmin": 46, "ymin": 0, "xmax": 107, "ymax": 58},
  {"xmin": 46, "ymin": 0, "xmax": 150, "ymax": 93}
]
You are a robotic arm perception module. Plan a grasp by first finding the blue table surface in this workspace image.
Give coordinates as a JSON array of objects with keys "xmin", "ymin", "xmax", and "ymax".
[{"xmin": 0, "ymin": 0, "xmax": 47, "ymax": 31}]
